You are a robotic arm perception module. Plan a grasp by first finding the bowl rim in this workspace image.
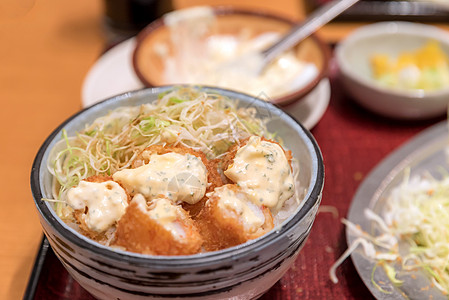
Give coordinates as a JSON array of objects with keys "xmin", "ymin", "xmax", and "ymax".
[
  {"xmin": 336, "ymin": 21, "xmax": 449, "ymax": 99},
  {"xmin": 30, "ymin": 85, "xmax": 324, "ymax": 266},
  {"xmin": 131, "ymin": 6, "xmax": 331, "ymax": 107}
]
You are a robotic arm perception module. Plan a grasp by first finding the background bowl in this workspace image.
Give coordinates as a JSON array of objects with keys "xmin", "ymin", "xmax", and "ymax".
[
  {"xmin": 132, "ymin": 7, "xmax": 330, "ymax": 106},
  {"xmin": 336, "ymin": 21, "xmax": 449, "ymax": 120},
  {"xmin": 31, "ymin": 86, "xmax": 324, "ymax": 299}
]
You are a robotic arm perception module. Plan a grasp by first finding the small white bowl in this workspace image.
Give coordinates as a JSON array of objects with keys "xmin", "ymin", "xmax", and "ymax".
[{"xmin": 336, "ymin": 22, "xmax": 449, "ymax": 120}]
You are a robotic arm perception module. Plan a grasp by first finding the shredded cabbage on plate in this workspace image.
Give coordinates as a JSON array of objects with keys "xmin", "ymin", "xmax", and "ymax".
[{"xmin": 330, "ymin": 167, "xmax": 449, "ymax": 296}]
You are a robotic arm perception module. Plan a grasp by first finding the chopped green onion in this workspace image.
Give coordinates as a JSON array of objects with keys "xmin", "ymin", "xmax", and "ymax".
[{"xmin": 168, "ymin": 97, "xmax": 186, "ymax": 104}]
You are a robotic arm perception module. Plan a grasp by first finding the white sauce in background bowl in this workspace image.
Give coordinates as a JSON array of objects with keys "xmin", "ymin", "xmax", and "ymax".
[{"xmin": 157, "ymin": 6, "xmax": 318, "ymax": 100}]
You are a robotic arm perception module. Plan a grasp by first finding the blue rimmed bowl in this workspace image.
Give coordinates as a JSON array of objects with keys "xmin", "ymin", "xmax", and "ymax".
[{"xmin": 30, "ymin": 86, "xmax": 324, "ymax": 299}]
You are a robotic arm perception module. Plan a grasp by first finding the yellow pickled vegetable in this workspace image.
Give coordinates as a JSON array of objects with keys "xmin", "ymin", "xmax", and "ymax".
[{"xmin": 370, "ymin": 40, "xmax": 449, "ymax": 91}]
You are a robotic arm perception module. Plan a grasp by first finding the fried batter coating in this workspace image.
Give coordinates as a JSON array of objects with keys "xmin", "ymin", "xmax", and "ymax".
[
  {"xmin": 113, "ymin": 194, "xmax": 203, "ymax": 255},
  {"xmin": 131, "ymin": 144, "xmax": 223, "ymax": 217},
  {"xmin": 70, "ymin": 175, "xmax": 130, "ymax": 242},
  {"xmin": 196, "ymin": 184, "xmax": 274, "ymax": 252}
]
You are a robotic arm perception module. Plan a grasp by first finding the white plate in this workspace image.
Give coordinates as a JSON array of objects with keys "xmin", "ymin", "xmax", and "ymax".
[
  {"xmin": 347, "ymin": 121, "xmax": 449, "ymax": 300},
  {"xmin": 81, "ymin": 38, "xmax": 330, "ymax": 130},
  {"xmin": 82, "ymin": 38, "xmax": 144, "ymax": 107},
  {"xmin": 282, "ymin": 79, "xmax": 330, "ymax": 130}
]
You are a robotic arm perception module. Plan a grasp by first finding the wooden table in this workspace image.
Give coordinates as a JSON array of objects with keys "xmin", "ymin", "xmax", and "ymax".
[{"xmin": 1, "ymin": 0, "xmax": 448, "ymax": 299}]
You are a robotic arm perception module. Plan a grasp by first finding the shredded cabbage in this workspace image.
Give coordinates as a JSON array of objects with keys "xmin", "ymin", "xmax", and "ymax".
[
  {"xmin": 330, "ymin": 167, "xmax": 449, "ymax": 296},
  {"xmin": 47, "ymin": 87, "xmax": 276, "ymax": 218}
]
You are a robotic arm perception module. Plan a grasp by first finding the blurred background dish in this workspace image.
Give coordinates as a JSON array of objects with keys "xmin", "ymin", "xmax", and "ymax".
[
  {"xmin": 81, "ymin": 37, "xmax": 331, "ymax": 130},
  {"xmin": 347, "ymin": 121, "xmax": 449, "ymax": 299},
  {"xmin": 336, "ymin": 21, "xmax": 449, "ymax": 120},
  {"xmin": 132, "ymin": 6, "xmax": 330, "ymax": 106},
  {"xmin": 304, "ymin": 0, "xmax": 449, "ymax": 22},
  {"xmin": 414, "ymin": 0, "xmax": 449, "ymax": 10}
]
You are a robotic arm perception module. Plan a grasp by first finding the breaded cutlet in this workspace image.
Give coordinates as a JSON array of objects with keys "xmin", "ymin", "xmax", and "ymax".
[
  {"xmin": 114, "ymin": 194, "xmax": 203, "ymax": 255},
  {"xmin": 71, "ymin": 175, "xmax": 130, "ymax": 243},
  {"xmin": 196, "ymin": 184, "xmax": 274, "ymax": 252}
]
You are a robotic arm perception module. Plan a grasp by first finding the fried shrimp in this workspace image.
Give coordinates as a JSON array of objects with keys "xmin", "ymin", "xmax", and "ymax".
[
  {"xmin": 220, "ymin": 136, "xmax": 295, "ymax": 212},
  {"xmin": 115, "ymin": 144, "xmax": 223, "ymax": 217},
  {"xmin": 196, "ymin": 184, "xmax": 274, "ymax": 251},
  {"xmin": 66, "ymin": 175, "xmax": 130, "ymax": 242},
  {"xmin": 114, "ymin": 194, "xmax": 203, "ymax": 255}
]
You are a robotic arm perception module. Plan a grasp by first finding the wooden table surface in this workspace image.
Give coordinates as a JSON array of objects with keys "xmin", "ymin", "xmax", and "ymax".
[{"xmin": 1, "ymin": 0, "xmax": 449, "ymax": 299}]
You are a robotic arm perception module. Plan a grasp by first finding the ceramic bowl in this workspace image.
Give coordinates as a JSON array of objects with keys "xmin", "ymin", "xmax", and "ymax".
[
  {"xmin": 132, "ymin": 7, "xmax": 330, "ymax": 106},
  {"xmin": 31, "ymin": 86, "xmax": 324, "ymax": 299},
  {"xmin": 336, "ymin": 21, "xmax": 449, "ymax": 120}
]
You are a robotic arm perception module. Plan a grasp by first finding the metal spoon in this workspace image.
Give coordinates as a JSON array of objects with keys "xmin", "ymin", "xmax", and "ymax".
[
  {"xmin": 262, "ymin": 0, "xmax": 359, "ymax": 66},
  {"xmin": 223, "ymin": 0, "xmax": 360, "ymax": 75}
]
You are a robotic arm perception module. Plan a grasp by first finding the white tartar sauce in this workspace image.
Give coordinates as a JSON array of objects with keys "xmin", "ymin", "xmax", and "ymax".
[
  {"xmin": 113, "ymin": 152, "xmax": 207, "ymax": 204},
  {"xmin": 213, "ymin": 185, "xmax": 265, "ymax": 234},
  {"xmin": 67, "ymin": 180, "xmax": 128, "ymax": 232},
  {"xmin": 224, "ymin": 136, "xmax": 295, "ymax": 211}
]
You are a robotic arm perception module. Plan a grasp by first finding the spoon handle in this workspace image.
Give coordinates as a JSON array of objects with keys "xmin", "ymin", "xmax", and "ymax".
[{"xmin": 261, "ymin": 0, "xmax": 360, "ymax": 63}]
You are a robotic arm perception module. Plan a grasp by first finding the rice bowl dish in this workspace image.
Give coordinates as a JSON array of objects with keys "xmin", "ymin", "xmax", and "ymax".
[
  {"xmin": 45, "ymin": 87, "xmax": 302, "ymax": 254},
  {"xmin": 31, "ymin": 86, "xmax": 324, "ymax": 299}
]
